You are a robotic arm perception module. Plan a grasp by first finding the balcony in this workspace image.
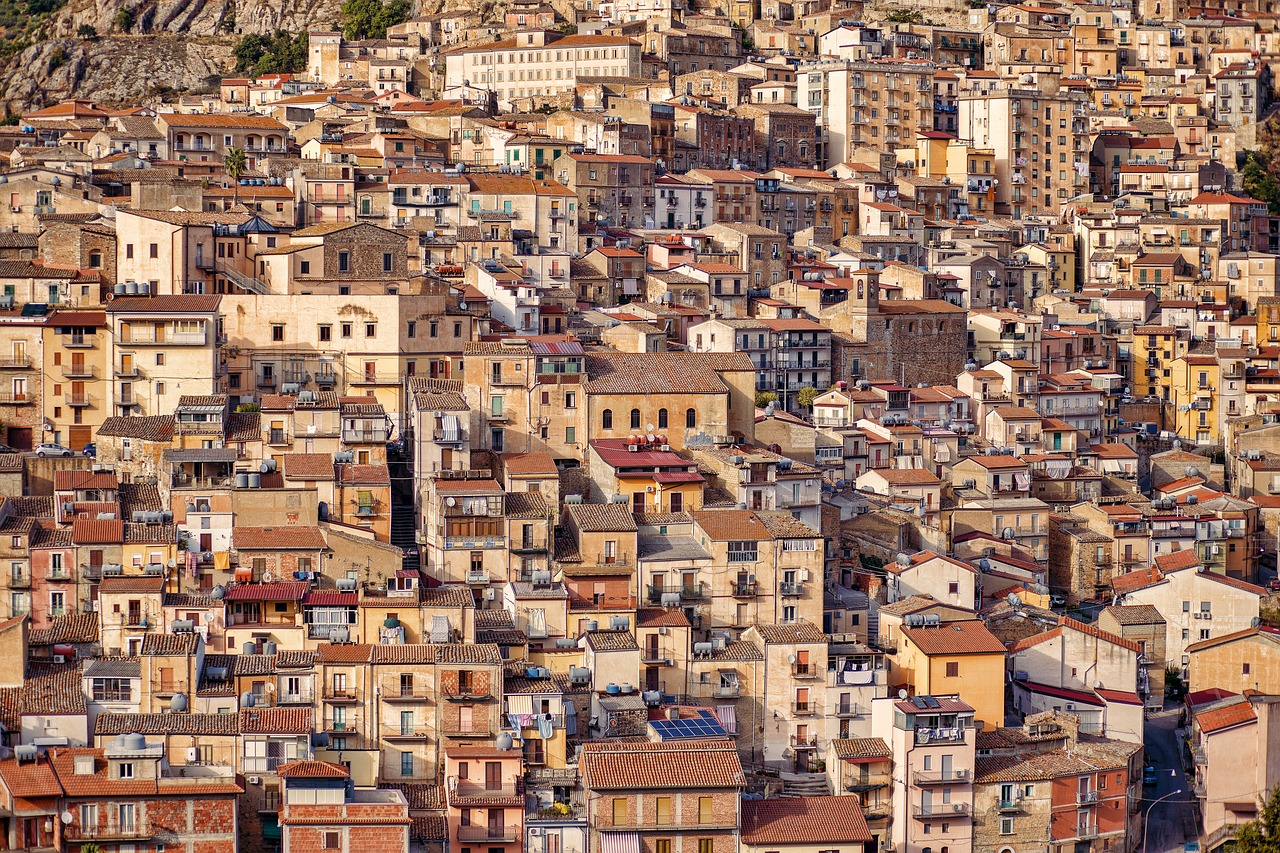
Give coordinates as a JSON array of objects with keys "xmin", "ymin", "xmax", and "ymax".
[
  {"xmin": 732, "ymin": 581, "xmax": 758, "ymax": 597},
  {"xmin": 780, "ymin": 582, "xmax": 805, "ymax": 596},
  {"xmin": 835, "ymin": 701, "xmax": 867, "ymax": 718},
  {"xmin": 64, "ymin": 392, "xmax": 92, "ymax": 408},
  {"xmin": 914, "ymin": 769, "xmax": 970, "ymax": 784},
  {"xmin": 791, "ymin": 663, "xmax": 820, "ymax": 680},
  {"xmin": 999, "ymin": 798, "xmax": 1025, "ymax": 813},
  {"xmin": 342, "ymin": 428, "xmax": 390, "ymax": 443},
  {"xmin": 322, "ymin": 688, "xmax": 360, "ymax": 703},
  {"xmin": 62, "ymin": 334, "xmax": 94, "ymax": 348},
  {"xmin": 0, "ymin": 356, "xmax": 32, "ymax": 369},
  {"xmin": 1071, "ymin": 823, "xmax": 1100, "ymax": 840},
  {"xmin": 916, "ymin": 803, "xmax": 971, "ymax": 819},
  {"xmin": 792, "ymin": 700, "xmax": 817, "ymax": 716},
  {"xmin": 381, "ymin": 724, "xmax": 431, "ymax": 740},
  {"xmin": 383, "ymin": 688, "xmax": 431, "ymax": 703},
  {"xmin": 0, "ymin": 391, "xmax": 34, "ymax": 405},
  {"xmin": 845, "ymin": 772, "xmax": 891, "ymax": 792},
  {"xmin": 916, "ymin": 727, "xmax": 966, "ymax": 745},
  {"xmin": 714, "ymin": 683, "xmax": 741, "ymax": 699},
  {"xmin": 468, "ymin": 208, "xmax": 519, "ymax": 221},
  {"xmin": 1077, "ymin": 790, "xmax": 1099, "ymax": 804},
  {"xmin": 466, "ymin": 569, "xmax": 491, "ymax": 585},
  {"xmin": 115, "ymin": 364, "xmax": 140, "ymax": 378},
  {"xmin": 832, "ymin": 668, "xmax": 875, "ymax": 687},
  {"xmin": 443, "ymin": 683, "xmax": 493, "ymax": 702},
  {"xmin": 62, "ymin": 364, "xmax": 95, "ymax": 379},
  {"xmin": 65, "ymin": 820, "xmax": 152, "ymax": 842},
  {"xmin": 276, "ymin": 692, "xmax": 315, "ymax": 705},
  {"xmin": 443, "ymin": 720, "xmax": 493, "ymax": 738},
  {"xmin": 597, "ymin": 553, "xmax": 632, "ymax": 568},
  {"xmin": 457, "ymin": 825, "xmax": 520, "ymax": 843}
]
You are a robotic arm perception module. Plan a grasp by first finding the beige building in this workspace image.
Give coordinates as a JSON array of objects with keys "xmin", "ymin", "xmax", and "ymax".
[{"xmin": 104, "ymin": 295, "xmax": 221, "ymax": 417}]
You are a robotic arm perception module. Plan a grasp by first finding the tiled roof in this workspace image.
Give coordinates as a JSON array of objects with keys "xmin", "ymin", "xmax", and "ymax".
[
  {"xmin": 278, "ymin": 759, "xmax": 349, "ymax": 778},
  {"xmin": 240, "ymin": 707, "xmax": 313, "ymax": 734},
  {"xmin": 1154, "ymin": 549, "xmax": 1201, "ymax": 572},
  {"xmin": 583, "ymin": 352, "xmax": 754, "ymax": 394},
  {"xmin": 902, "ymin": 621, "xmax": 1007, "ymax": 655},
  {"xmin": 140, "ymin": 633, "xmax": 199, "ymax": 656},
  {"xmin": 21, "ymin": 661, "xmax": 86, "ymax": 718},
  {"xmin": 502, "ymin": 451, "xmax": 558, "ymax": 476},
  {"xmin": 0, "ymin": 756, "xmax": 63, "ymax": 798},
  {"xmin": 432, "ymin": 644, "xmax": 504, "ymax": 665},
  {"xmin": 28, "ymin": 613, "xmax": 98, "ymax": 646},
  {"xmin": 753, "ymin": 511, "xmax": 819, "ymax": 539},
  {"xmin": 580, "ymin": 738, "xmax": 744, "ymax": 790},
  {"xmin": 565, "ymin": 503, "xmax": 637, "ymax": 532},
  {"xmin": 95, "ymin": 712, "xmax": 240, "ymax": 736},
  {"xmin": 98, "ymin": 575, "xmax": 166, "ymax": 595},
  {"xmin": 71, "ymin": 517, "xmax": 124, "ymax": 545},
  {"xmin": 1101, "ymin": 604, "xmax": 1165, "ymax": 626},
  {"xmin": 82, "ymin": 658, "xmax": 140, "ymax": 679},
  {"xmin": 233, "ymin": 526, "xmax": 327, "ymax": 550},
  {"xmin": 275, "ymin": 650, "xmax": 318, "ymax": 669},
  {"xmin": 283, "ymin": 453, "xmax": 336, "ymax": 480},
  {"xmin": 635, "ymin": 608, "xmax": 692, "ymax": 628},
  {"xmin": 316, "ymin": 643, "xmax": 375, "ymax": 663},
  {"xmin": 692, "ymin": 509, "xmax": 771, "ymax": 541},
  {"xmin": 831, "ymin": 737, "xmax": 891, "ymax": 760},
  {"xmin": 223, "ymin": 582, "xmax": 309, "ymax": 601},
  {"xmin": 585, "ymin": 630, "xmax": 639, "ymax": 652},
  {"xmin": 419, "ymin": 586, "xmax": 477, "ymax": 608},
  {"xmin": 1197, "ymin": 699, "xmax": 1257, "ymax": 734},
  {"xmin": 234, "ymin": 654, "xmax": 278, "ymax": 676},
  {"xmin": 741, "ymin": 795, "xmax": 872, "ymax": 845},
  {"xmin": 752, "ymin": 621, "xmax": 826, "ymax": 644},
  {"xmin": 504, "ymin": 491, "xmax": 550, "ymax": 519}
]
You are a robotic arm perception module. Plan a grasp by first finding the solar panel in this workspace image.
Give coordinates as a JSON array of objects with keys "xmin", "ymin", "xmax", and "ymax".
[
  {"xmin": 650, "ymin": 709, "xmax": 729, "ymax": 740},
  {"xmin": 924, "ymin": 696, "xmax": 941, "ymax": 709}
]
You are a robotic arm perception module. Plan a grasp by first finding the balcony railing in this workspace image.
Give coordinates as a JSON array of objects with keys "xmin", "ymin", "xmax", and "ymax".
[
  {"xmin": 916, "ymin": 803, "xmax": 971, "ymax": 819},
  {"xmin": 380, "ymin": 724, "xmax": 431, "ymax": 740},
  {"xmin": 793, "ymin": 700, "xmax": 818, "ymax": 716},
  {"xmin": 62, "ymin": 364, "xmax": 95, "ymax": 379},
  {"xmin": 780, "ymin": 582, "xmax": 806, "ymax": 596},
  {"xmin": 0, "ymin": 357, "xmax": 32, "ymax": 369},
  {"xmin": 914, "ymin": 769, "xmax": 970, "ymax": 784},
  {"xmin": 791, "ymin": 663, "xmax": 820, "ymax": 679},
  {"xmin": 457, "ymin": 825, "xmax": 520, "ymax": 842},
  {"xmin": 62, "ymin": 334, "xmax": 94, "ymax": 348},
  {"xmin": 342, "ymin": 428, "xmax": 390, "ymax": 443},
  {"xmin": 732, "ymin": 581, "xmax": 758, "ymax": 596},
  {"xmin": 1077, "ymin": 790, "xmax": 1099, "ymax": 804},
  {"xmin": 65, "ymin": 820, "xmax": 152, "ymax": 841},
  {"xmin": 65, "ymin": 393, "xmax": 92, "ymax": 407},
  {"xmin": 442, "ymin": 720, "xmax": 493, "ymax": 737}
]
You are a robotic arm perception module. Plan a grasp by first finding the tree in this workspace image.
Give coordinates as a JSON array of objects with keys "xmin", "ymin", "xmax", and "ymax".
[
  {"xmin": 76, "ymin": 23, "xmax": 97, "ymax": 38},
  {"xmin": 795, "ymin": 386, "xmax": 819, "ymax": 410},
  {"xmin": 114, "ymin": 5, "xmax": 135, "ymax": 30},
  {"xmin": 340, "ymin": 0, "xmax": 410, "ymax": 40},
  {"xmin": 1243, "ymin": 151, "xmax": 1280, "ymax": 216},
  {"xmin": 233, "ymin": 31, "xmax": 307, "ymax": 75},
  {"xmin": 1234, "ymin": 784, "xmax": 1280, "ymax": 853},
  {"xmin": 754, "ymin": 390, "xmax": 778, "ymax": 409},
  {"xmin": 223, "ymin": 146, "xmax": 248, "ymax": 205}
]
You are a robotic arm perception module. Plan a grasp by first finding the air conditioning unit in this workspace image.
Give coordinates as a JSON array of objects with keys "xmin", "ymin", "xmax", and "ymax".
[
  {"xmin": 658, "ymin": 627, "xmax": 668, "ymax": 635},
  {"xmin": 530, "ymin": 828, "xmax": 544, "ymax": 836},
  {"xmin": 187, "ymin": 747, "xmax": 199, "ymax": 761},
  {"xmin": 248, "ymin": 776, "xmax": 261, "ymax": 785},
  {"xmin": 53, "ymin": 654, "xmax": 66, "ymax": 664}
]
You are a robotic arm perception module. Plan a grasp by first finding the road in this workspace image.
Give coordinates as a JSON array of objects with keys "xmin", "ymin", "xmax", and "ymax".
[{"xmin": 1142, "ymin": 707, "xmax": 1199, "ymax": 853}]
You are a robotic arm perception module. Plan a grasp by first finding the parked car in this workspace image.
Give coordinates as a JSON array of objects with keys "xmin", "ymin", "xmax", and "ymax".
[
  {"xmin": 0, "ymin": 443, "xmax": 18, "ymax": 454},
  {"xmin": 82, "ymin": 442, "xmax": 96, "ymax": 458},
  {"xmin": 1268, "ymin": 578, "xmax": 1280, "ymax": 592},
  {"xmin": 1143, "ymin": 765, "xmax": 1157, "ymax": 786},
  {"xmin": 35, "ymin": 442, "xmax": 73, "ymax": 457},
  {"xmin": 1049, "ymin": 595, "xmax": 1066, "ymax": 608}
]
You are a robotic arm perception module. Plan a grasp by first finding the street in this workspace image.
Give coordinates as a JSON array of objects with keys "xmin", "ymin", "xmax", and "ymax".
[{"xmin": 1142, "ymin": 708, "xmax": 1199, "ymax": 853}]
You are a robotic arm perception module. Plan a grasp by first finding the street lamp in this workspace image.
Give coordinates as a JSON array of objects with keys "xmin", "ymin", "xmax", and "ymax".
[{"xmin": 1143, "ymin": 783, "xmax": 1184, "ymax": 853}]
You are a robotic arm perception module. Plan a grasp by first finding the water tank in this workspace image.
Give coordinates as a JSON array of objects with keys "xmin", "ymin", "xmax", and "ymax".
[
  {"xmin": 125, "ymin": 281, "xmax": 139, "ymax": 295},
  {"xmin": 569, "ymin": 666, "xmax": 591, "ymax": 682},
  {"xmin": 496, "ymin": 732, "xmax": 514, "ymax": 750},
  {"xmin": 242, "ymin": 642, "xmax": 257, "ymax": 655},
  {"xmin": 329, "ymin": 627, "xmax": 350, "ymax": 643},
  {"xmin": 247, "ymin": 473, "xmax": 261, "ymax": 488},
  {"xmin": 211, "ymin": 585, "xmax": 226, "ymax": 600},
  {"xmin": 605, "ymin": 683, "xmax": 620, "ymax": 695},
  {"xmin": 113, "ymin": 734, "xmax": 129, "ymax": 749},
  {"xmin": 170, "ymin": 694, "xmax": 188, "ymax": 712},
  {"xmin": 241, "ymin": 691, "xmax": 256, "ymax": 708},
  {"xmin": 620, "ymin": 683, "xmax": 634, "ymax": 694},
  {"xmin": 585, "ymin": 619, "xmax": 599, "ymax": 632},
  {"xmin": 263, "ymin": 641, "xmax": 278, "ymax": 656},
  {"xmin": 52, "ymin": 644, "xmax": 74, "ymax": 659},
  {"xmin": 123, "ymin": 733, "xmax": 146, "ymax": 751},
  {"xmin": 235, "ymin": 473, "xmax": 249, "ymax": 489}
]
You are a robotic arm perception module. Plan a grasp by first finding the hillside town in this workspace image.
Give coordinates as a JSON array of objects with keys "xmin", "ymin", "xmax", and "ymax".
[{"xmin": 0, "ymin": 0, "xmax": 1279, "ymax": 850}]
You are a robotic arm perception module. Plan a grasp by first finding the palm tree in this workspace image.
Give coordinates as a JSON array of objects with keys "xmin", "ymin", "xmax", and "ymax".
[{"xmin": 223, "ymin": 146, "xmax": 248, "ymax": 205}]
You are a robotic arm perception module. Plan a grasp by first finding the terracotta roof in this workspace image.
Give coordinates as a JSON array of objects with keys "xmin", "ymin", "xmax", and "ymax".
[
  {"xmin": 635, "ymin": 608, "xmax": 692, "ymax": 628},
  {"xmin": 831, "ymin": 737, "xmax": 891, "ymax": 760},
  {"xmin": 95, "ymin": 712, "xmax": 240, "ymax": 736},
  {"xmin": 140, "ymin": 633, "xmax": 199, "ymax": 656},
  {"xmin": 283, "ymin": 454, "xmax": 337, "ymax": 480},
  {"xmin": 0, "ymin": 756, "xmax": 63, "ymax": 798},
  {"xmin": 71, "ymin": 517, "xmax": 124, "ymax": 545},
  {"xmin": 585, "ymin": 630, "xmax": 640, "ymax": 652},
  {"xmin": 28, "ymin": 612, "xmax": 98, "ymax": 646},
  {"xmin": 99, "ymin": 575, "xmax": 165, "ymax": 595},
  {"xmin": 902, "ymin": 621, "xmax": 1007, "ymax": 655},
  {"xmin": 583, "ymin": 352, "xmax": 754, "ymax": 394},
  {"xmin": 1197, "ymin": 699, "xmax": 1257, "ymax": 734},
  {"xmin": 223, "ymin": 582, "xmax": 309, "ymax": 601},
  {"xmin": 742, "ymin": 795, "xmax": 872, "ymax": 845},
  {"xmin": 233, "ymin": 526, "xmax": 326, "ymax": 550},
  {"xmin": 580, "ymin": 739, "xmax": 744, "ymax": 790},
  {"xmin": 692, "ymin": 509, "xmax": 771, "ymax": 541},
  {"xmin": 278, "ymin": 759, "xmax": 349, "ymax": 778},
  {"xmin": 96, "ymin": 414, "xmax": 174, "ymax": 441},
  {"xmin": 1154, "ymin": 549, "xmax": 1201, "ymax": 572},
  {"xmin": 240, "ymin": 707, "xmax": 313, "ymax": 734},
  {"xmin": 502, "ymin": 451, "xmax": 559, "ymax": 476},
  {"xmin": 752, "ymin": 621, "xmax": 826, "ymax": 644},
  {"xmin": 565, "ymin": 503, "xmax": 638, "ymax": 532}
]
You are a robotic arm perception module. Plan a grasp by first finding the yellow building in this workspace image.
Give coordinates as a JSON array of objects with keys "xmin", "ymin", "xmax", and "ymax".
[
  {"xmin": 43, "ymin": 309, "xmax": 110, "ymax": 449},
  {"xmin": 1131, "ymin": 324, "xmax": 1181, "ymax": 402},
  {"xmin": 1170, "ymin": 354, "xmax": 1221, "ymax": 444},
  {"xmin": 894, "ymin": 621, "xmax": 1007, "ymax": 729},
  {"xmin": 1186, "ymin": 627, "xmax": 1280, "ymax": 695}
]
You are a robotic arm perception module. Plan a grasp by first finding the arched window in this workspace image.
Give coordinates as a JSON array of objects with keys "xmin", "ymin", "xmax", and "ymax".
[
  {"xmin": 602, "ymin": 409, "xmax": 613, "ymax": 429},
  {"xmin": 658, "ymin": 408, "xmax": 668, "ymax": 429},
  {"xmin": 857, "ymin": 280, "xmax": 865, "ymax": 298},
  {"xmin": 630, "ymin": 409, "xmax": 641, "ymax": 430},
  {"xmin": 686, "ymin": 408, "xmax": 696, "ymax": 428}
]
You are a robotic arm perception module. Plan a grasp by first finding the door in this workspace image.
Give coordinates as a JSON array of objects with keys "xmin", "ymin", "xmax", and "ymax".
[
  {"xmin": 7, "ymin": 427, "xmax": 32, "ymax": 450},
  {"xmin": 69, "ymin": 426, "xmax": 92, "ymax": 448},
  {"xmin": 487, "ymin": 808, "xmax": 503, "ymax": 839},
  {"xmin": 485, "ymin": 761, "xmax": 502, "ymax": 791},
  {"xmin": 921, "ymin": 788, "xmax": 933, "ymax": 817}
]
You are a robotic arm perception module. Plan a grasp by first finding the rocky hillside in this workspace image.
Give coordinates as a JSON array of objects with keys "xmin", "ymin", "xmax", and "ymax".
[{"xmin": 0, "ymin": 0, "xmax": 345, "ymax": 113}]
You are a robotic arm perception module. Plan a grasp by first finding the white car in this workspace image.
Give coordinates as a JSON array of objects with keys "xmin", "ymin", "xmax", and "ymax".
[{"xmin": 35, "ymin": 442, "xmax": 73, "ymax": 457}]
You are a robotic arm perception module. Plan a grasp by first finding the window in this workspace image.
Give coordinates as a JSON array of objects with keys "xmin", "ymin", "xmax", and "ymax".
[
  {"xmin": 631, "ymin": 408, "xmax": 641, "ymax": 429},
  {"xmin": 271, "ymin": 325, "xmax": 284, "ymax": 342},
  {"xmin": 300, "ymin": 260, "xmax": 311, "ymax": 275},
  {"xmin": 401, "ymin": 751, "xmax": 414, "ymax": 775},
  {"xmin": 80, "ymin": 804, "xmax": 98, "ymax": 830},
  {"xmin": 338, "ymin": 251, "xmax": 350, "ymax": 272},
  {"xmin": 149, "ymin": 243, "xmax": 159, "ymax": 259},
  {"xmin": 565, "ymin": 426, "xmax": 576, "ymax": 444},
  {"xmin": 407, "ymin": 321, "xmax": 416, "ymax": 339},
  {"xmin": 324, "ymin": 831, "xmax": 341, "ymax": 850},
  {"xmin": 319, "ymin": 324, "xmax": 332, "ymax": 342},
  {"xmin": 698, "ymin": 796, "xmax": 713, "ymax": 824},
  {"xmin": 698, "ymin": 841, "xmax": 713, "ymax": 853},
  {"xmin": 341, "ymin": 323, "xmax": 353, "ymax": 339},
  {"xmin": 383, "ymin": 252, "xmax": 393, "ymax": 272},
  {"xmin": 118, "ymin": 762, "xmax": 134, "ymax": 779},
  {"xmin": 365, "ymin": 323, "xmax": 376, "ymax": 338},
  {"xmin": 658, "ymin": 408, "xmax": 668, "ymax": 428},
  {"xmin": 946, "ymin": 661, "xmax": 959, "ymax": 677},
  {"xmin": 656, "ymin": 796, "xmax": 672, "ymax": 824},
  {"xmin": 1000, "ymin": 818, "xmax": 1015, "ymax": 835},
  {"xmin": 686, "ymin": 408, "xmax": 697, "ymax": 428},
  {"xmin": 602, "ymin": 409, "xmax": 613, "ymax": 429},
  {"xmin": 118, "ymin": 803, "xmax": 136, "ymax": 831},
  {"xmin": 612, "ymin": 797, "xmax": 627, "ymax": 824}
]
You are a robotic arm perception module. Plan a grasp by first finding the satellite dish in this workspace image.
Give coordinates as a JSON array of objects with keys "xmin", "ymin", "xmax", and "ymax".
[
  {"xmin": 262, "ymin": 571, "xmax": 274, "ymax": 583},
  {"xmin": 1093, "ymin": 680, "xmax": 1103, "ymax": 689},
  {"xmin": 646, "ymin": 423, "xmax": 655, "ymax": 432},
  {"xmin": 788, "ymin": 654, "xmax": 797, "ymax": 664},
  {"xmin": 446, "ymin": 497, "xmax": 457, "ymax": 506},
  {"xmin": 897, "ymin": 688, "xmax": 908, "ymax": 700},
  {"xmin": 60, "ymin": 811, "xmax": 73, "ymax": 825}
]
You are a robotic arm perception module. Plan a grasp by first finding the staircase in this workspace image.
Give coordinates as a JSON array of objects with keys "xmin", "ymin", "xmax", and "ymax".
[
  {"xmin": 216, "ymin": 262, "xmax": 270, "ymax": 295},
  {"xmin": 778, "ymin": 772, "xmax": 831, "ymax": 797}
]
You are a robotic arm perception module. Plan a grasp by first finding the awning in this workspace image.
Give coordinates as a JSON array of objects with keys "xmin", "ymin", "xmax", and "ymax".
[
  {"xmin": 164, "ymin": 448, "xmax": 237, "ymax": 462},
  {"xmin": 601, "ymin": 832, "xmax": 641, "ymax": 853}
]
